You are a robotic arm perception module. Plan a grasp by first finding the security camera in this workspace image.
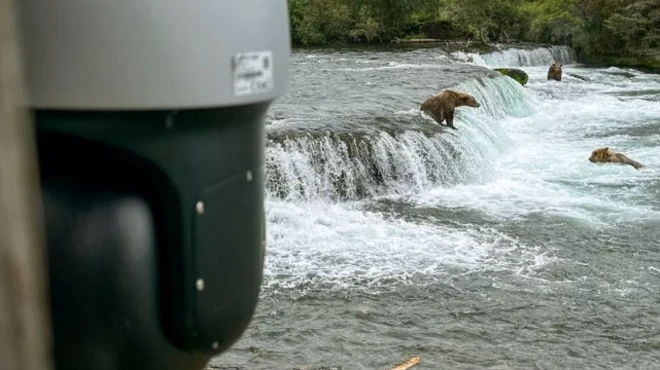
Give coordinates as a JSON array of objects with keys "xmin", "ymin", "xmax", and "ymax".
[{"xmin": 17, "ymin": 1, "xmax": 290, "ymax": 369}]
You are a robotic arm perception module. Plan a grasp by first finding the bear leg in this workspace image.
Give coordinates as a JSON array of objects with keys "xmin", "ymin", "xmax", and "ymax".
[{"xmin": 446, "ymin": 110, "xmax": 457, "ymax": 130}]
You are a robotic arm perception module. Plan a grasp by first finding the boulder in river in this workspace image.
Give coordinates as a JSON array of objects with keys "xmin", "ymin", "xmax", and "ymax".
[
  {"xmin": 494, "ymin": 68, "xmax": 528, "ymax": 86},
  {"xmin": 568, "ymin": 73, "xmax": 590, "ymax": 81}
]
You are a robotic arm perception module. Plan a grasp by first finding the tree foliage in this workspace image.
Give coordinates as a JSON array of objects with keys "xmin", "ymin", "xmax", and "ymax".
[
  {"xmin": 442, "ymin": 0, "xmax": 526, "ymax": 42},
  {"xmin": 605, "ymin": 0, "xmax": 660, "ymax": 53},
  {"xmin": 519, "ymin": 0, "xmax": 583, "ymax": 44},
  {"xmin": 288, "ymin": 0, "xmax": 660, "ymax": 59},
  {"xmin": 288, "ymin": 0, "xmax": 441, "ymax": 45}
]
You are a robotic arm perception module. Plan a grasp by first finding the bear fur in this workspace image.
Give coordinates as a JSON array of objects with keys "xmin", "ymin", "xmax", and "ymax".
[
  {"xmin": 589, "ymin": 147, "xmax": 644, "ymax": 170},
  {"xmin": 420, "ymin": 90, "xmax": 481, "ymax": 130},
  {"xmin": 547, "ymin": 63, "xmax": 562, "ymax": 81}
]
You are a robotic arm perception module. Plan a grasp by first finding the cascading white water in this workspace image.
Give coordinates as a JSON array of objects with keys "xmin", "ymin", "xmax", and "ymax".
[
  {"xmin": 265, "ymin": 75, "xmax": 534, "ymax": 201},
  {"xmin": 452, "ymin": 45, "xmax": 577, "ymax": 67}
]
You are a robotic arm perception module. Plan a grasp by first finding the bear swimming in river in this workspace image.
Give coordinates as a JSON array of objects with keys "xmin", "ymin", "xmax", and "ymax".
[
  {"xmin": 589, "ymin": 147, "xmax": 644, "ymax": 170},
  {"xmin": 547, "ymin": 63, "xmax": 562, "ymax": 81},
  {"xmin": 420, "ymin": 90, "xmax": 481, "ymax": 130}
]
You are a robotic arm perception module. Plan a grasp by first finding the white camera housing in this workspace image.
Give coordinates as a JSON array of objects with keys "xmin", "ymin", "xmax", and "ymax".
[{"xmin": 18, "ymin": 0, "xmax": 291, "ymax": 110}]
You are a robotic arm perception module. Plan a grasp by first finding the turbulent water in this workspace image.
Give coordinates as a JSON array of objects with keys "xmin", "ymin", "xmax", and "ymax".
[{"xmin": 209, "ymin": 45, "xmax": 660, "ymax": 370}]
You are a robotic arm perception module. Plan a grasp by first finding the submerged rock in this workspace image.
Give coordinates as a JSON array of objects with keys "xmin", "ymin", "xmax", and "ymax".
[
  {"xmin": 494, "ymin": 68, "xmax": 529, "ymax": 86},
  {"xmin": 568, "ymin": 73, "xmax": 590, "ymax": 81}
]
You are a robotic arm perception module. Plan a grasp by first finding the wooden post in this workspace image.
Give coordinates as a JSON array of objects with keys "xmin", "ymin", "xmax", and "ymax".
[{"xmin": 0, "ymin": 0, "xmax": 53, "ymax": 369}]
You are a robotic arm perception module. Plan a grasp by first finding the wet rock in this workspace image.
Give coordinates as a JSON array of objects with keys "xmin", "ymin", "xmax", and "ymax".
[
  {"xmin": 494, "ymin": 68, "xmax": 528, "ymax": 86},
  {"xmin": 568, "ymin": 73, "xmax": 590, "ymax": 81}
]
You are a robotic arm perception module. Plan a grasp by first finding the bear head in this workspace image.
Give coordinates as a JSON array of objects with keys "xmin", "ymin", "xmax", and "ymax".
[
  {"xmin": 589, "ymin": 147, "xmax": 610, "ymax": 163},
  {"xmin": 460, "ymin": 94, "xmax": 481, "ymax": 108},
  {"xmin": 548, "ymin": 63, "xmax": 558, "ymax": 71}
]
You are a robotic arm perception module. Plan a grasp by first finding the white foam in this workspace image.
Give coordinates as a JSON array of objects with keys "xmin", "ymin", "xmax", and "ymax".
[{"xmin": 263, "ymin": 199, "xmax": 551, "ymax": 292}]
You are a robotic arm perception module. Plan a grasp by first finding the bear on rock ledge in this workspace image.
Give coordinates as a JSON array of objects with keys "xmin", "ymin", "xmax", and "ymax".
[{"xmin": 420, "ymin": 90, "xmax": 481, "ymax": 130}]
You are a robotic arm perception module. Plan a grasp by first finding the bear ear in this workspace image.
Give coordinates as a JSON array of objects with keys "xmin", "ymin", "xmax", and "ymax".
[{"xmin": 604, "ymin": 147, "xmax": 609, "ymax": 151}]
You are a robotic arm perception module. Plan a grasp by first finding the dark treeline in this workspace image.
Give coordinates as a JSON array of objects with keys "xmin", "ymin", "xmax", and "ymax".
[{"xmin": 288, "ymin": 0, "xmax": 659, "ymax": 63}]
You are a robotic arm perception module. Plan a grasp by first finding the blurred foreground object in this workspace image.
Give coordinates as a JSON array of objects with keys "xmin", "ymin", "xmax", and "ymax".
[
  {"xmin": 15, "ymin": 1, "xmax": 291, "ymax": 369},
  {"xmin": 0, "ymin": 0, "xmax": 52, "ymax": 369}
]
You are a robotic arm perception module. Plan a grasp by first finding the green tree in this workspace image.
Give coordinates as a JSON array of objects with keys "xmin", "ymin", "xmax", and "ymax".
[
  {"xmin": 288, "ymin": 0, "xmax": 352, "ymax": 45},
  {"xmin": 443, "ymin": 0, "xmax": 526, "ymax": 42},
  {"xmin": 286, "ymin": 0, "xmax": 659, "ymax": 68},
  {"xmin": 288, "ymin": 0, "xmax": 443, "ymax": 45},
  {"xmin": 605, "ymin": 0, "xmax": 660, "ymax": 53},
  {"xmin": 519, "ymin": 0, "xmax": 583, "ymax": 44}
]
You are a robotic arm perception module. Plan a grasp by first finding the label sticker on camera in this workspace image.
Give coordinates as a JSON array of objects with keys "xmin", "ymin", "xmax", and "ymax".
[{"xmin": 232, "ymin": 50, "xmax": 273, "ymax": 97}]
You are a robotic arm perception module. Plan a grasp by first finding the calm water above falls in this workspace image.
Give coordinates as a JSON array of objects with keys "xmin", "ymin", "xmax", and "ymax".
[{"xmin": 210, "ymin": 45, "xmax": 660, "ymax": 370}]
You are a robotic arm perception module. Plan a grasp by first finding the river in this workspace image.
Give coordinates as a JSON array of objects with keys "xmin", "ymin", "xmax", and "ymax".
[{"xmin": 209, "ymin": 45, "xmax": 660, "ymax": 370}]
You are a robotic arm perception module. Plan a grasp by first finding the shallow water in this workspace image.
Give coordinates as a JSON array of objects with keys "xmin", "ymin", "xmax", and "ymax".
[{"xmin": 210, "ymin": 45, "xmax": 660, "ymax": 369}]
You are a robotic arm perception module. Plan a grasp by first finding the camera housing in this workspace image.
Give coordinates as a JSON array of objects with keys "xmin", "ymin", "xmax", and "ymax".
[{"xmin": 17, "ymin": 1, "xmax": 290, "ymax": 369}]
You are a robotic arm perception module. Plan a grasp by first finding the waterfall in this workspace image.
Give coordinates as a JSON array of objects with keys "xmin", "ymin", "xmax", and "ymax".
[
  {"xmin": 265, "ymin": 75, "xmax": 535, "ymax": 201},
  {"xmin": 452, "ymin": 45, "xmax": 577, "ymax": 67}
]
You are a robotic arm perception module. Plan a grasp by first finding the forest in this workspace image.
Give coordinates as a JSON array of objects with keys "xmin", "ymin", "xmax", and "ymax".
[{"xmin": 288, "ymin": 0, "xmax": 660, "ymax": 66}]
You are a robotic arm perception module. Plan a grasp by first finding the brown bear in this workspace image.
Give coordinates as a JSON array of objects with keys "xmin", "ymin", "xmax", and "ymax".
[
  {"xmin": 547, "ymin": 63, "xmax": 562, "ymax": 81},
  {"xmin": 589, "ymin": 147, "xmax": 644, "ymax": 170},
  {"xmin": 420, "ymin": 90, "xmax": 480, "ymax": 130}
]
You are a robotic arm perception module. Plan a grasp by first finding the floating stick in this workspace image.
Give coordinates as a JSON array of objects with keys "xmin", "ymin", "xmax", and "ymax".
[{"xmin": 388, "ymin": 356, "xmax": 420, "ymax": 370}]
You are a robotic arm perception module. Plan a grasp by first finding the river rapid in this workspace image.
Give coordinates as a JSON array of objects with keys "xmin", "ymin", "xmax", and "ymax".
[{"xmin": 209, "ymin": 45, "xmax": 660, "ymax": 370}]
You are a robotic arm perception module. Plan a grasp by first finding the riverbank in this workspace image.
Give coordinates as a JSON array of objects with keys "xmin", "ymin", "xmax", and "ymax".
[
  {"xmin": 579, "ymin": 52, "xmax": 660, "ymax": 74},
  {"xmin": 292, "ymin": 39, "xmax": 496, "ymax": 54}
]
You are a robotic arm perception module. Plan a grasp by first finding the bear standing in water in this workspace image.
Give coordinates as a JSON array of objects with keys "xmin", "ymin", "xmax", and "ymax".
[
  {"xmin": 589, "ymin": 147, "xmax": 644, "ymax": 170},
  {"xmin": 547, "ymin": 63, "xmax": 562, "ymax": 81},
  {"xmin": 420, "ymin": 90, "xmax": 481, "ymax": 130}
]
